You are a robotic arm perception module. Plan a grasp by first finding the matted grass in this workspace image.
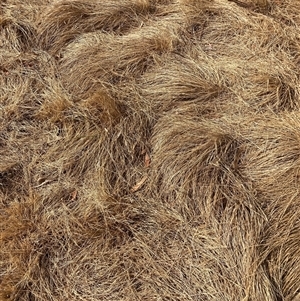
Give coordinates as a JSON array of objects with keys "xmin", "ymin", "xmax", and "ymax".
[{"xmin": 1, "ymin": 0, "xmax": 300, "ymax": 300}]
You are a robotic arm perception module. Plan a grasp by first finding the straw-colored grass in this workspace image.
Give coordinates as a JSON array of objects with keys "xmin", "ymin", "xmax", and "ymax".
[{"xmin": 1, "ymin": 0, "xmax": 300, "ymax": 300}]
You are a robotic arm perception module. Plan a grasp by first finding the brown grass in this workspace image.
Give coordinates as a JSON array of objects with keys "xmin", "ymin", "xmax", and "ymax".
[{"xmin": 1, "ymin": 0, "xmax": 300, "ymax": 300}]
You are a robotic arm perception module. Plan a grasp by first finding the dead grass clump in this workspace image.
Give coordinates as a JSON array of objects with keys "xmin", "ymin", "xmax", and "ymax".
[
  {"xmin": 2, "ymin": 0, "xmax": 300, "ymax": 300},
  {"xmin": 261, "ymin": 198, "xmax": 300, "ymax": 300},
  {"xmin": 38, "ymin": 0, "xmax": 159, "ymax": 55},
  {"xmin": 240, "ymin": 70, "xmax": 300, "ymax": 111},
  {"xmin": 268, "ymin": 0, "xmax": 300, "ymax": 26},
  {"xmin": 0, "ymin": 17, "xmax": 36, "ymax": 52},
  {"xmin": 137, "ymin": 55, "xmax": 225, "ymax": 114},
  {"xmin": 59, "ymin": 22, "xmax": 180, "ymax": 98},
  {"xmin": 149, "ymin": 114, "xmax": 257, "ymax": 218}
]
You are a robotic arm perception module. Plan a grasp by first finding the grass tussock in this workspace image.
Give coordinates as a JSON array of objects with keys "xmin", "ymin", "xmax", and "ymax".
[{"xmin": 1, "ymin": 0, "xmax": 300, "ymax": 300}]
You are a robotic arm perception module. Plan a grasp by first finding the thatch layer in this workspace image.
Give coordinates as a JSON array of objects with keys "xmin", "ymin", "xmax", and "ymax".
[{"xmin": 1, "ymin": 0, "xmax": 300, "ymax": 300}]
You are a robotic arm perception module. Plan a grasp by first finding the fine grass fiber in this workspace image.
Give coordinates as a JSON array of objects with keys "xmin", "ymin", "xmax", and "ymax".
[{"xmin": 1, "ymin": 0, "xmax": 300, "ymax": 300}]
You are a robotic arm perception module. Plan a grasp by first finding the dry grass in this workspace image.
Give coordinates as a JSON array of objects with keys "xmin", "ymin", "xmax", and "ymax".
[{"xmin": 1, "ymin": 0, "xmax": 300, "ymax": 300}]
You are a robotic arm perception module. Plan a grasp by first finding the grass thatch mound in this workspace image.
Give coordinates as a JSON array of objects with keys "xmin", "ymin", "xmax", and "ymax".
[{"xmin": 1, "ymin": 0, "xmax": 300, "ymax": 300}]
